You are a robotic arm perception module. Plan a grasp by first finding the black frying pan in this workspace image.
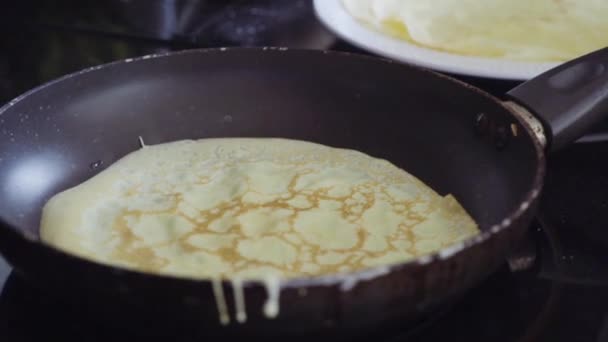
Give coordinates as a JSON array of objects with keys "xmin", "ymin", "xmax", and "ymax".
[{"xmin": 0, "ymin": 47, "xmax": 607, "ymax": 340}]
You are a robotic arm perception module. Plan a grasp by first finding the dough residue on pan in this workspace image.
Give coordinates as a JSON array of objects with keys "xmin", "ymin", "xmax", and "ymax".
[
  {"xmin": 40, "ymin": 138, "xmax": 479, "ymax": 280},
  {"xmin": 342, "ymin": 0, "xmax": 608, "ymax": 62}
]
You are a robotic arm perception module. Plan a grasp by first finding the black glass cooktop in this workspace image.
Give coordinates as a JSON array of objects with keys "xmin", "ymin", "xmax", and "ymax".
[{"xmin": 1, "ymin": 1, "xmax": 608, "ymax": 341}]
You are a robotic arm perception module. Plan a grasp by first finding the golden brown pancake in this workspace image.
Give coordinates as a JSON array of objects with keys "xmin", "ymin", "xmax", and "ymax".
[{"xmin": 40, "ymin": 138, "xmax": 479, "ymax": 281}]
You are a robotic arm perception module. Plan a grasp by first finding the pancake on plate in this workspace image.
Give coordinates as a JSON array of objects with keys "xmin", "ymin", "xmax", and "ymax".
[{"xmin": 342, "ymin": 0, "xmax": 608, "ymax": 61}]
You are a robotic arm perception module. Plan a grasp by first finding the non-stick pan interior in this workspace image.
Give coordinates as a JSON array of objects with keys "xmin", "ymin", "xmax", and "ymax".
[{"xmin": 0, "ymin": 49, "xmax": 541, "ymax": 238}]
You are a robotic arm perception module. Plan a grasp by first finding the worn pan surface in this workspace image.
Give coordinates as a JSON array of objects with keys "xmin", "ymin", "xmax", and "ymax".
[{"xmin": 0, "ymin": 47, "xmax": 606, "ymax": 340}]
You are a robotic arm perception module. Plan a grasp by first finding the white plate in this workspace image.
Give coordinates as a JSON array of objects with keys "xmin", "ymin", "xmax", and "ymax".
[{"xmin": 314, "ymin": 0, "xmax": 560, "ymax": 80}]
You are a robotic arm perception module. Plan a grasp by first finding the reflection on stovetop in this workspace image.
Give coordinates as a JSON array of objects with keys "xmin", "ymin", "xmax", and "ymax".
[
  {"xmin": 5, "ymin": 0, "xmax": 336, "ymax": 48},
  {"xmin": 1, "ymin": 1, "xmax": 608, "ymax": 341},
  {"xmin": 540, "ymin": 143, "xmax": 608, "ymax": 287}
]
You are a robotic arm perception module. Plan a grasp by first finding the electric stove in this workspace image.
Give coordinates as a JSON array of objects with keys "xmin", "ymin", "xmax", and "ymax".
[{"xmin": 1, "ymin": 1, "xmax": 607, "ymax": 341}]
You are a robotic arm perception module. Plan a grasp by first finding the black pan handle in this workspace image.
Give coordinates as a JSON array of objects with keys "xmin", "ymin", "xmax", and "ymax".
[{"xmin": 507, "ymin": 47, "xmax": 608, "ymax": 152}]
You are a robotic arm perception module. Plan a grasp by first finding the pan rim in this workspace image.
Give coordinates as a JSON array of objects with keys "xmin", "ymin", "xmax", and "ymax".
[{"xmin": 0, "ymin": 47, "xmax": 546, "ymax": 290}]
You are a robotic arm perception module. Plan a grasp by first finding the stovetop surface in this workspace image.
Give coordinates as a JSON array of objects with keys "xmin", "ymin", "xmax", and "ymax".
[{"xmin": 1, "ymin": 1, "xmax": 608, "ymax": 341}]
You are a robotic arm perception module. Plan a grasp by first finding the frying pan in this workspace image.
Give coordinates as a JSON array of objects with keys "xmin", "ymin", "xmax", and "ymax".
[{"xmin": 0, "ymin": 47, "xmax": 607, "ymax": 340}]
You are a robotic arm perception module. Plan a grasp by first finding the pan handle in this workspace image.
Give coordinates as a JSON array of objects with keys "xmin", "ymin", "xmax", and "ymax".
[{"xmin": 506, "ymin": 47, "xmax": 608, "ymax": 152}]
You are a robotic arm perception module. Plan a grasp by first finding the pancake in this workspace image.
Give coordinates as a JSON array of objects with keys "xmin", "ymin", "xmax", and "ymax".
[
  {"xmin": 41, "ymin": 138, "xmax": 478, "ymax": 280},
  {"xmin": 342, "ymin": 0, "xmax": 608, "ymax": 61},
  {"xmin": 40, "ymin": 138, "xmax": 479, "ymax": 322}
]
